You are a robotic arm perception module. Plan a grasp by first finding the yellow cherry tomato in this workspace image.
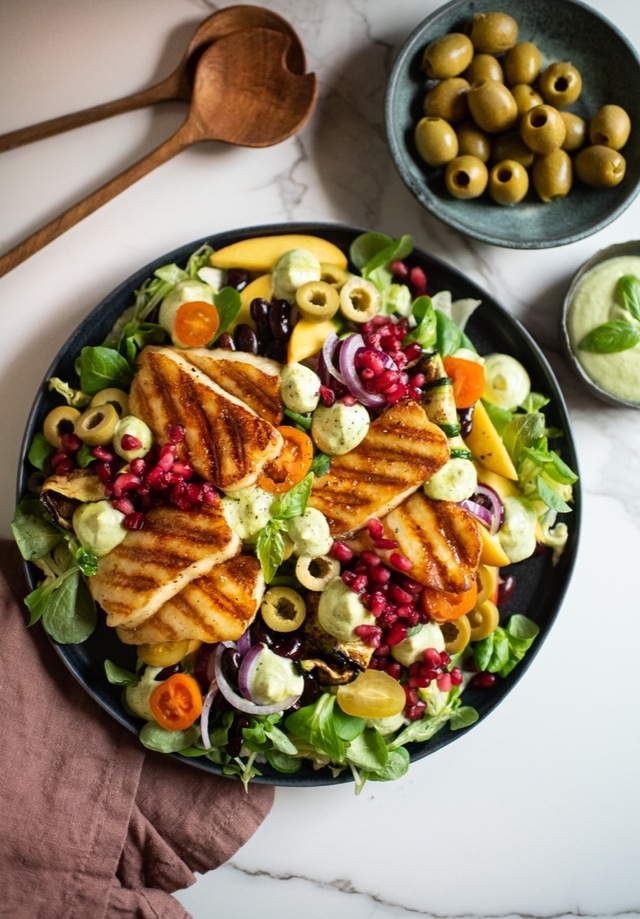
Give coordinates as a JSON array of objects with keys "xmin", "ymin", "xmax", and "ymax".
[{"xmin": 336, "ymin": 669, "xmax": 406, "ymax": 719}]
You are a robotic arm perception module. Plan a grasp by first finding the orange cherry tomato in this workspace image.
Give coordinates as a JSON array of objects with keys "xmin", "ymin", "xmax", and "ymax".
[
  {"xmin": 442, "ymin": 356, "xmax": 485, "ymax": 409},
  {"xmin": 420, "ymin": 579, "xmax": 479, "ymax": 623},
  {"xmin": 149, "ymin": 672, "xmax": 203, "ymax": 731},
  {"xmin": 173, "ymin": 300, "xmax": 220, "ymax": 347},
  {"xmin": 257, "ymin": 426, "xmax": 314, "ymax": 494}
]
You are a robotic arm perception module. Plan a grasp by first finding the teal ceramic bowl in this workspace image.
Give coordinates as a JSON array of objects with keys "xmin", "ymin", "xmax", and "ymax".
[{"xmin": 385, "ymin": 0, "xmax": 640, "ymax": 249}]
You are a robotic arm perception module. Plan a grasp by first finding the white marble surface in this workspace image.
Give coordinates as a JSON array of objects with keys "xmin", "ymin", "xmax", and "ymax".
[{"xmin": 1, "ymin": 1, "xmax": 639, "ymax": 917}]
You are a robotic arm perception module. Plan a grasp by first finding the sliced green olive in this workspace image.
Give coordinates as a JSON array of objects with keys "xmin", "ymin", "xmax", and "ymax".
[
  {"xmin": 295, "ymin": 554, "xmax": 340, "ymax": 591},
  {"xmin": 260, "ymin": 586, "xmax": 306, "ymax": 632},
  {"xmin": 440, "ymin": 614, "xmax": 471, "ymax": 655},
  {"xmin": 339, "ymin": 276, "xmax": 382, "ymax": 323},
  {"xmin": 467, "ymin": 599, "xmax": 500, "ymax": 641},
  {"xmin": 90, "ymin": 387, "xmax": 130, "ymax": 418},
  {"xmin": 319, "ymin": 263, "xmax": 349, "ymax": 289},
  {"xmin": 296, "ymin": 280, "xmax": 340, "ymax": 321},
  {"xmin": 75, "ymin": 403, "xmax": 119, "ymax": 446},
  {"xmin": 43, "ymin": 405, "xmax": 81, "ymax": 448}
]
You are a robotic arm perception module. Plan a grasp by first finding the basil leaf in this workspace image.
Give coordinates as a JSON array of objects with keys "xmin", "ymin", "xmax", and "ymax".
[
  {"xmin": 213, "ymin": 287, "xmax": 242, "ymax": 338},
  {"xmin": 76, "ymin": 345, "xmax": 134, "ymax": 395},
  {"xmin": 617, "ymin": 274, "xmax": 640, "ymax": 322},
  {"xmin": 255, "ymin": 520, "xmax": 287, "ymax": 583},
  {"xmin": 270, "ymin": 472, "xmax": 313, "ymax": 520},
  {"xmin": 404, "ymin": 295, "xmax": 437, "ymax": 348},
  {"xmin": 578, "ymin": 320, "xmax": 640, "ymax": 354}
]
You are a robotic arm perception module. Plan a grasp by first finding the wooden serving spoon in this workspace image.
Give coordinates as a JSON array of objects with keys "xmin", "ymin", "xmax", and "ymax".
[
  {"xmin": 0, "ymin": 5, "xmax": 306, "ymax": 153},
  {"xmin": 0, "ymin": 28, "xmax": 317, "ymax": 278}
]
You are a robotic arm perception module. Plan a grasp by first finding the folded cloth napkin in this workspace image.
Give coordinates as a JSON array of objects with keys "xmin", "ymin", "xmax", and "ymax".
[{"xmin": 0, "ymin": 539, "xmax": 274, "ymax": 919}]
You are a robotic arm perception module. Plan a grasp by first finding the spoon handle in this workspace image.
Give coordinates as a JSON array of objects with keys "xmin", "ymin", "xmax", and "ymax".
[
  {"xmin": 0, "ymin": 121, "xmax": 196, "ymax": 277},
  {"xmin": 0, "ymin": 71, "xmax": 184, "ymax": 154}
]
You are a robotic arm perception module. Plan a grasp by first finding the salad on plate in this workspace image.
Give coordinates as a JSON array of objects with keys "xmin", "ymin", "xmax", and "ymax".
[{"xmin": 12, "ymin": 229, "xmax": 578, "ymax": 790}]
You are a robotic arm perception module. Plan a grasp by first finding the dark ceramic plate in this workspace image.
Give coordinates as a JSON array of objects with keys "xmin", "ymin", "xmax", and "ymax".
[
  {"xmin": 385, "ymin": 0, "xmax": 640, "ymax": 248},
  {"xmin": 16, "ymin": 223, "xmax": 581, "ymax": 785}
]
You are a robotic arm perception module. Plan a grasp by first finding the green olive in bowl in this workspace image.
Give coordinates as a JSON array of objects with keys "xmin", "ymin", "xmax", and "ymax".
[
  {"xmin": 463, "ymin": 53, "xmax": 503, "ymax": 84},
  {"xmin": 490, "ymin": 132, "xmax": 534, "ymax": 168},
  {"xmin": 415, "ymin": 116, "xmax": 459, "ymax": 167},
  {"xmin": 532, "ymin": 148, "xmax": 573, "ymax": 201},
  {"xmin": 538, "ymin": 62, "xmax": 582, "ymax": 107},
  {"xmin": 521, "ymin": 104, "xmax": 566, "ymax": 155},
  {"xmin": 589, "ymin": 104, "xmax": 631, "ymax": 151},
  {"xmin": 560, "ymin": 111, "xmax": 587, "ymax": 152},
  {"xmin": 510, "ymin": 83, "xmax": 544, "ymax": 117},
  {"xmin": 467, "ymin": 80, "xmax": 518, "ymax": 133},
  {"xmin": 465, "ymin": 12, "xmax": 518, "ymax": 54},
  {"xmin": 456, "ymin": 120, "xmax": 491, "ymax": 162},
  {"xmin": 503, "ymin": 41, "xmax": 542, "ymax": 86},
  {"xmin": 423, "ymin": 77, "xmax": 470, "ymax": 124},
  {"xmin": 444, "ymin": 154, "xmax": 489, "ymax": 199},
  {"xmin": 488, "ymin": 159, "xmax": 529, "ymax": 205},
  {"xmin": 575, "ymin": 145, "xmax": 626, "ymax": 188},
  {"xmin": 422, "ymin": 32, "xmax": 474, "ymax": 79}
]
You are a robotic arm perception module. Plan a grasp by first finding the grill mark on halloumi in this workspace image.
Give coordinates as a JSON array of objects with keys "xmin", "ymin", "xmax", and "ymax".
[
  {"xmin": 308, "ymin": 400, "xmax": 450, "ymax": 535},
  {"xmin": 117, "ymin": 554, "xmax": 264, "ymax": 645},
  {"xmin": 129, "ymin": 347, "xmax": 282, "ymax": 491},
  {"xmin": 89, "ymin": 502, "xmax": 240, "ymax": 630},
  {"xmin": 382, "ymin": 492, "xmax": 481, "ymax": 592},
  {"xmin": 186, "ymin": 349, "xmax": 283, "ymax": 426}
]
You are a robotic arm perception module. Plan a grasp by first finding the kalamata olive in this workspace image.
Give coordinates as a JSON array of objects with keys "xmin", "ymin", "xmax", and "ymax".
[
  {"xmin": 490, "ymin": 132, "xmax": 534, "ymax": 168},
  {"xmin": 510, "ymin": 83, "xmax": 543, "ymax": 116},
  {"xmin": 444, "ymin": 154, "xmax": 489, "ymax": 199},
  {"xmin": 225, "ymin": 268, "xmax": 250, "ymax": 291},
  {"xmin": 216, "ymin": 331, "xmax": 236, "ymax": 350},
  {"xmin": 520, "ymin": 104, "xmax": 566, "ymax": 154},
  {"xmin": 221, "ymin": 646, "xmax": 242, "ymax": 684},
  {"xmin": 589, "ymin": 104, "xmax": 631, "ymax": 151},
  {"xmin": 250, "ymin": 296, "xmax": 271, "ymax": 340},
  {"xmin": 262, "ymin": 340, "xmax": 288, "ymax": 362},
  {"xmin": 458, "ymin": 405, "xmax": 474, "ymax": 438},
  {"xmin": 268, "ymin": 298, "xmax": 292, "ymax": 341},
  {"xmin": 233, "ymin": 323, "xmax": 259, "ymax": 354},
  {"xmin": 422, "ymin": 32, "xmax": 474, "ymax": 79},
  {"xmin": 414, "ymin": 116, "xmax": 459, "ymax": 167},
  {"xmin": 456, "ymin": 120, "xmax": 491, "ymax": 162},
  {"xmin": 538, "ymin": 62, "xmax": 582, "ymax": 107},
  {"xmin": 503, "ymin": 41, "xmax": 542, "ymax": 85},
  {"xmin": 532, "ymin": 148, "xmax": 573, "ymax": 201},
  {"xmin": 488, "ymin": 159, "xmax": 529, "ymax": 205},
  {"xmin": 465, "ymin": 12, "xmax": 518, "ymax": 54},
  {"xmin": 574, "ymin": 145, "xmax": 626, "ymax": 188},
  {"xmin": 497, "ymin": 573, "xmax": 516, "ymax": 606},
  {"xmin": 560, "ymin": 111, "xmax": 587, "ymax": 152},
  {"xmin": 463, "ymin": 53, "xmax": 504, "ymax": 84},
  {"xmin": 423, "ymin": 77, "xmax": 470, "ymax": 124},
  {"xmin": 467, "ymin": 80, "xmax": 517, "ymax": 133},
  {"xmin": 271, "ymin": 631, "xmax": 305, "ymax": 660}
]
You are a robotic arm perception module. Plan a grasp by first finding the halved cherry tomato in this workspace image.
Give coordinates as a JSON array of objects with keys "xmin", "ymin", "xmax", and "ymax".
[
  {"xmin": 149, "ymin": 672, "xmax": 203, "ymax": 731},
  {"xmin": 138, "ymin": 639, "xmax": 202, "ymax": 667},
  {"xmin": 336, "ymin": 669, "xmax": 406, "ymax": 719},
  {"xmin": 173, "ymin": 300, "xmax": 220, "ymax": 347},
  {"xmin": 420, "ymin": 579, "xmax": 478, "ymax": 623},
  {"xmin": 442, "ymin": 356, "xmax": 485, "ymax": 409},
  {"xmin": 257, "ymin": 426, "xmax": 314, "ymax": 494}
]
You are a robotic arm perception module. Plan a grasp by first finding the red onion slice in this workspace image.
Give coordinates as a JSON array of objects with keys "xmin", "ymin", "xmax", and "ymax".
[
  {"xmin": 459, "ymin": 498, "xmax": 493, "ymax": 528},
  {"xmin": 322, "ymin": 333, "xmax": 345, "ymax": 384},
  {"xmin": 238, "ymin": 642, "xmax": 265, "ymax": 701},
  {"xmin": 199, "ymin": 679, "xmax": 218, "ymax": 750},
  {"xmin": 459, "ymin": 484, "xmax": 504, "ymax": 534},
  {"xmin": 338, "ymin": 334, "xmax": 388, "ymax": 409},
  {"xmin": 213, "ymin": 643, "xmax": 300, "ymax": 716}
]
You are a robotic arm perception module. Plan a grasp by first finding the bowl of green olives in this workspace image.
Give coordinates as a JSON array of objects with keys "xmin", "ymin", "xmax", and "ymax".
[{"xmin": 385, "ymin": 0, "xmax": 640, "ymax": 248}]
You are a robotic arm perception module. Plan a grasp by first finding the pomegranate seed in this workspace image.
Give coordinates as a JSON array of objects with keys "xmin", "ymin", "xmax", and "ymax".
[
  {"xmin": 423, "ymin": 647, "xmax": 442, "ymax": 668},
  {"xmin": 60, "ymin": 432, "xmax": 82, "ymax": 452},
  {"xmin": 391, "ymin": 259, "xmax": 409, "ymax": 279},
  {"xmin": 409, "ymin": 674, "xmax": 432, "ymax": 688},
  {"xmin": 120, "ymin": 433, "xmax": 142, "ymax": 451},
  {"xmin": 147, "ymin": 467, "xmax": 167, "ymax": 488},
  {"xmin": 112, "ymin": 473, "xmax": 140, "ymax": 497},
  {"xmin": 374, "ymin": 643, "xmax": 391, "ymax": 658},
  {"xmin": 351, "ymin": 574, "xmax": 368, "ymax": 593},
  {"xmin": 370, "ymin": 592, "xmax": 387, "ymax": 617},
  {"xmin": 409, "ymin": 266, "xmax": 427, "ymax": 290},
  {"xmin": 111, "ymin": 496, "xmax": 135, "ymax": 516},
  {"xmin": 168, "ymin": 423, "xmax": 185, "ymax": 444},
  {"xmin": 331, "ymin": 541, "xmax": 354, "ymax": 563},
  {"xmin": 388, "ymin": 584, "xmax": 413, "ymax": 605},
  {"xmin": 437, "ymin": 673, "xmax": 452, "ymax": 692},
  {"xmin": 409, "ymin": 372, "xmax": 425, "ymax": 387},
  {"xmin": 403, "ymin": 685, "xmax": 419, "ymax": 706},
  {"xmin": 50, "ymin": 450, "xmax": 71, "ymax": 471},
  {"xmin": 386, "ymin": 623, "xmax": 408, "ymax": 646},
  {"xmin": 342, "ymin": 570, "xmax": 357, "ymax": 588},
  {"xmin": 354, "ymin": 624, "xmax": 382, "ymax": 647},
  {"xmin": 450, "ymin": 667, "xmax": 463, "ymax": 686},
  {"xmin": 405, "ymin": 702, "xmax": 427, "ymax": 721},
  {"xmin": 403, "ymin": 343, "xmax": 423, "ymax": 363},
  {"xmin": 368, "ymin": 565, "xmax": 391, "ymax": 585},
  {"xmin": 374, "ymin": 537, "xmax": 399, "ymax": 551},
  {"xmin": 319, "ymin": 385, "xmax": 336, "ymax": 407},
  {"xmin": 92, "ymin": 446, "xmax": 114, "ymax": 462},
  {"xmin": 341, "ymin": 394, "xmax": 357, "ymax": 406},
  {"xmin": 123, "ymin": 511, "xmax": 145, "ymax": 530},
  {"xmin": 54, "ymin": 458, "xmax": 74, "ymax": 476},
  {"xmin": 440, "ymin": 650, "xmax": 452, "ymax": 668},
  {"xmin": 129, "ymin": 457, "xmax": 146, "ymax": 476},
  {"xmin": 95, "ymin": 462, "xmax": 112, "ymax": 484},
  {"xmin": 399, "ymin": 576, "xmax": 423, "ymax": 594},
  {"xmin": 366, "ymin": 517, "xmax": 384, "ymax": 540},
  {"xmin": 390, "ymin": 552, "xmax": 413, "ymax": 572},
  {"xmin": 387, "ymin": 662, "xmax": 402, "ymax": 680},
  {"xmin": 473, "ymin": 672, "xmax": 496, "ymax": 689}
]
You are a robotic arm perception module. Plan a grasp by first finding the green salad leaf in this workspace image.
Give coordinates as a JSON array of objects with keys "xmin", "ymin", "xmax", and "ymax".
[{"xmin": 473, "ymin": 614, "xmax": 540, "ymax": 678}]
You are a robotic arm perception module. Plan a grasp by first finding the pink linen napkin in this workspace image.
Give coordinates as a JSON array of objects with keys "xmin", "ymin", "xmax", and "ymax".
[{"xmin": 0, "ymin": 539, "xmax": 274, "ymax": 919}]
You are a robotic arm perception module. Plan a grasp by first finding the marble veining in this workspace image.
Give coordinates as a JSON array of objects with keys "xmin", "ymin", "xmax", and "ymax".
[{"xmin": 1, "ymin": 1, "xmax": 639, "ymax": 917}]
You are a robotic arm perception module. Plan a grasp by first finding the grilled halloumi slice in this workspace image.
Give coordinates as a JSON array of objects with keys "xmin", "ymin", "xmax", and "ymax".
[
  {"xmin": 185, "ymin": 348, "xmax": 284, "ymax": 427},
  {"xmin": 129, "ymin": 346, "xmax": 283, "ymax": 491},
  {"xmin": 381, "ymin": 492, "xmax": 481, "ymax": 593},
  {"xmin": 308, "ymin": 400, "xmax": 450, "ymax": 536},
  {"xmin": 89, "ymin": 502, "xmax": 241, "ymax": 630},
  {"xmin": 116, "ymin": 553, "xmax": 264, "ymax": 645}
]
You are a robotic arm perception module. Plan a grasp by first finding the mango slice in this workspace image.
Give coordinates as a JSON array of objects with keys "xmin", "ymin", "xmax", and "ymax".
[
  {"xmin": 478, "ymin": 524, "xmax": 511, "ymax": 567},
  {"xmin": 210, "ymin": 235, "xmax": 348, "ymax": 273},
  {"xmin": 464, "ymin": 400, "xmax": 518, "ymax": 481},
  {"xmin": 287, "ymin": 318, "xmax": 339, "ymax": 364},
  {"xmin": 230, "ymin": 273, "xmax": 273, "ymax": 332},
  {"xmin": 474, "ymin": 462, "xmax": 520, "ymax": 500}
]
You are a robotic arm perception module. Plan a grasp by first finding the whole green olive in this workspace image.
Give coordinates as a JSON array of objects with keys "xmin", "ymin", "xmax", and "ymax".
[
  {"xmin": 532, "ymin": 148, "xmax": 573, "ymax": 202},
  {"xmin": 520, "ymin": 104, "xmax": 566, "ymax": 154},
  {"xmin": 538, "ymin": 62, "xmax": 582, "ymax": 107},
  {"xmin": 414, "ymin": 116, "xmax": 459, "ymax": 167},
  {"xmin": 490, "ymin": 132, "xmax": 534, "ymax": 168},
  {"xmin": 560, "ymin": 111, "xmax": 587, "ymax": 152},
  {"xmin": 503, "ymin": 41, "xmax": 542, "ymax": 86},
  {"xmin": 463, "ymin": 53, "xmax": 503, "ymax": 84},
  {"xmin": 488, "ymin": 159, "xmax": 529, "ymax": 205},
  {"xmin": 467, "ymin": 80, "xmax": 518, "ymax": 134},
  {"xmin": 465, "ymin": 12, "xmax": 518, "ymax": 54},
  {"xmin": 510, "ymin": 83, "xmax": 544, "ymax": 116},
  {"xmin": 456, "ymin": 120, "xmax": 491, "ymax": 162},
  {"xmin": 574, "ymin": 145, "xmax": 626, "ymax": 188},
  {"xmin": 444, "ymin": 155, "xmax": 489, "ymax": 199},
  {"xmin": 422, "ymin": 32, "xmax": 474, "ymax": 79},
  {"xmin": 423, "ymin": 77, "xmax": 470, "ymax": 124},
  {"xmin": 589, "ymin": 104, "xmax": 631, "ymax": 151}
]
